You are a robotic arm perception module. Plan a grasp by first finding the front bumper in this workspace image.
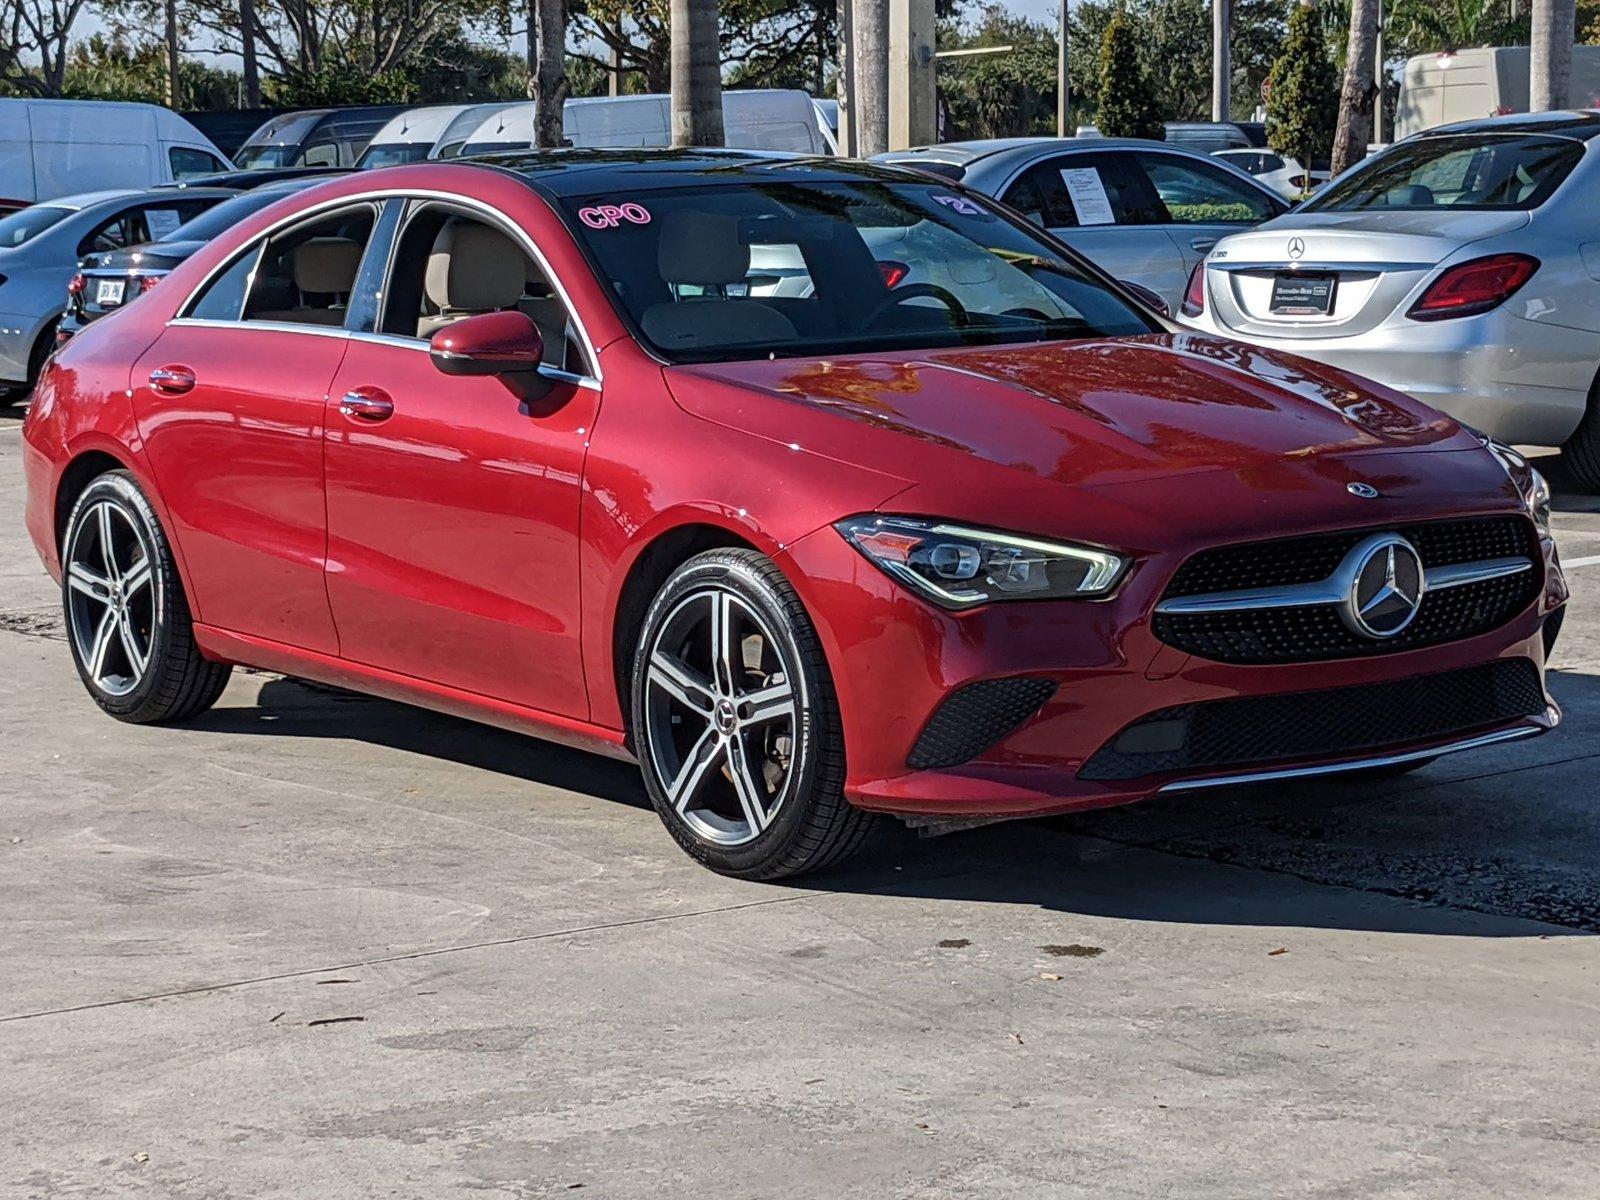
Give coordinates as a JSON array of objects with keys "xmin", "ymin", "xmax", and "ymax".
[
  {"xmin": 1181, "ymin": 306, "xmax": 1600, "ymax": 447},
  {"xmin": 779, "ymin": 520, "xmax": 1565, "ymax": 819}
]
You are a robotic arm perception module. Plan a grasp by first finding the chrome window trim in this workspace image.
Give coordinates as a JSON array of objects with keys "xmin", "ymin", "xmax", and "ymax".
[
  {"xmin": 1156, "ymin": 723, "xmax": 1548, "ymax": 793},
  {"xmin": 162, "ymin": 320, "xmax": 601, "ymax": 391},
  {"xmin": 169, "ymin": 184, "xmax": 604, "ymax": 386}
]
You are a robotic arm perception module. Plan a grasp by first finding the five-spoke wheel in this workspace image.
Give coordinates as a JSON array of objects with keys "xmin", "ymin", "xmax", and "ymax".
[
  {"xmin": 632, "ymin": 549, "xmax": 877, "ymax": 878},
  {"xmin": 65, "ymin": 496, "xmax": 156, "ymax": 698},
  {"xmin": 61, "ymin": 471, "xmax": 231, "ymax": 722}
]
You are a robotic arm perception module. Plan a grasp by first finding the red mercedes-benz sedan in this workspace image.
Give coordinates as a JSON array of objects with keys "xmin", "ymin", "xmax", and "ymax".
[{"xmin": 22, "ymin": 152, "xmax": 1568, "ymax": 878}]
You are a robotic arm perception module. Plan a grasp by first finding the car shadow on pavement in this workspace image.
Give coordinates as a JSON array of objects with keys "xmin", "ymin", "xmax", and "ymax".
[
  {"xmin": 184, "ymin": 675, "xmax": 653, "ymax": 811},
  {"xmin": 186, "ymin": 667, "xmax": 1600, "ymax": 940}
]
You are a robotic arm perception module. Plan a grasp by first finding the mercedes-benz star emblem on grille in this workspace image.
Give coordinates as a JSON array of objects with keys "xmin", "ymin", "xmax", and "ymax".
[
  {"xmin": 1343, "ymin": 534, "xmax": 1425, "ymax": 639},
  {"xmin": 1287, "ymin": 237, "xmax": 1306, "ymax": 260},
  {"xmin": 1347, "ymin": 481, "xmax": 1380, "ymax": 499}
]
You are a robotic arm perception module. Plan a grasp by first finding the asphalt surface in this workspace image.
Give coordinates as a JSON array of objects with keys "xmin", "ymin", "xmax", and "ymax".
[{"xmin": 4, "ymin": 401, "xmax": 1600, "ymax": 1198}]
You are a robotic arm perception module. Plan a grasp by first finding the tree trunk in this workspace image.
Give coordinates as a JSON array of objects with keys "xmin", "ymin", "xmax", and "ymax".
[
  {"xmin": 1211, "ymin": 0, "xmax": 1231, "ymax": 122},
  {"xmin": 240, "ymin": 0, "xmax": 261, "ymax": 108},
  {"xmin": 1057, "ymin": 0, "xmax": 1069, "ymax": 135},
  {"xmin": 670, "ymin": 0, "xmax": 724, "ymax": 147},
  {"xmin": 1331, "ymin": 0, "xmax": 1379, "ymax": 175},
  {"xmin": 165, "ymin": 0, "xmax": 181, "ymax": 108},
  {"xmin": 836, "ymin": 0, "xmax": 856, "ymax": 154},
  {"xmin": 855, "ymin": 0, "xmax": 889, "ymax": 156},
  {"xmin": 533, "ymin": 0, "xmax": 569, "ymax": 147},
  {"xmin": 1531, "ymin": 0, "xmax": 1576, "ymax": 111}
]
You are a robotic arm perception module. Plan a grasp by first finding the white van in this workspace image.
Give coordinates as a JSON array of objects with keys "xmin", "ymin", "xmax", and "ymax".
[
  {"xmin": 0, "ymin": 100, "xmax": 230, "ymax": 211},
  {"xmin": 452, "ymin": 90, "xmax": 835, "ymax": 157},
  {"xmin": 428, "ymin": 102, "xmax": 526, "ymax": 160},
  {"xmin": 1396, "ymin": 46, "xmax": 1600, "ymax": 139},
  {"xmin": 355, "ymin": 105, "xmax": 469, "ymax": 168}
]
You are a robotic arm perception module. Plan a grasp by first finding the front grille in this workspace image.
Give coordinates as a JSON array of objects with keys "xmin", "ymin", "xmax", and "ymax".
[
  {"xmin": 1155, "ymin": 516, "xmax": 1539, "ymax": 664},
  {"xmin": 1079, "ymin": 658, "xmax": 1545, "ymax": 782},
  {"xmin": 907, "ymin": 677, "xmax": 1057, "ymax": 769}
]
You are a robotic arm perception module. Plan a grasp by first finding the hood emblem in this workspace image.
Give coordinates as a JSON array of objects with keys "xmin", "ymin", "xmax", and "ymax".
[
  {"xmin": 1287, "ymin": 237, "xmax": 1306, "ymax": 261},
  {"xmin": 1343, "ymin": 534, "xmax": 1425, "ymax": 639},
  {"xmin": 1347, "ymin": 481, "xmax": 1380, "ymax": 499}
]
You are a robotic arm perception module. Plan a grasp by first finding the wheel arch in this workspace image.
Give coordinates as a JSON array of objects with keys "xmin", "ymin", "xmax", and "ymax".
[
  {"xmin": 54, "ymin": 447, "xmax": 133, "ymax": 552},
  {"xmin": 609, "ymin": 519, "xmax": 765, "ymax": 740}
]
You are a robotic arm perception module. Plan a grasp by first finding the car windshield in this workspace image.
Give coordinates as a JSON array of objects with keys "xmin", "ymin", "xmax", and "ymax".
[
  {"xmin": 356, "ymin": 142, "xmax": 433, "ymax": 169},
  {"xmin": 561, "ymin": 180, "xmax": 1155, "ymax": 364},
  {"xmin": 233, "ymin": 144, "xmax": 296, "ymax": 171},
  {"xmin": 0, "ymin": 205, "xmax": 72, "ymax": 248},
  {"xmin": 1303, "ymin": 133, "xmax": 1583, "ymax": 212},
  {"xmin": 166, "ymin": 188, "xmax": 297, "ymax": 242}
]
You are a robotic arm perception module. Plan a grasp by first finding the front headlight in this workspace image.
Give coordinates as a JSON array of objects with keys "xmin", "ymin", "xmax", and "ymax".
[
  {"xmin": 835, "ymin": 515, "xmax": 1128, "ymax": 610},
  {"xmin": 1472, "ymin": 430, "xmax": 1551, "ymax": 535}
]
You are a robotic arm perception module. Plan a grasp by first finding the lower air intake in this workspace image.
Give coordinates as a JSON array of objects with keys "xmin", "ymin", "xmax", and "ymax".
[
  {"xmin": 908, "ymin": 677, "xmax": 1058, "ymax": 770},
  {"xmin": 1079, "ymin": 658, "xmax": 1545, "ymax": 782}
]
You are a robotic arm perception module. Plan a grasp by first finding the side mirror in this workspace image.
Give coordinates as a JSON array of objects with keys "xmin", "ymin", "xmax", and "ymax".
[
  {"xmin": 429, "ymin": 310, "xmax": 547, "ymax": 398},
  {"xmin": 1120, "ymin": 279, "xmax": 1171, "ymax": 318}
]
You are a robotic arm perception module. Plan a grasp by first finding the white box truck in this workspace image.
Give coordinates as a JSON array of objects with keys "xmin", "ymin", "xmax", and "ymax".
[
  {"xmin": 0, "ymin": 100, "xmax": 230, "ymax": 212},
  {"xmin": 1396, "ymin": 46, "xmax": 1600, "ymax": 140}
]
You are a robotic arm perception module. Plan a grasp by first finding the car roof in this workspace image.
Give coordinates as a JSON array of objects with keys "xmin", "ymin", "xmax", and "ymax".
[
  {"xmin": 873, "ymin": 136, "xmax": 1203, "ymax": 176},
  {"xmin": 475, "ymin": 147, "xmax": 928, "ymax": 196},
  {"xmin": 1420, "ymin": 110, "xmax": 1600, "ymax": 141},
  {"xmin": 40, "ymin": 188, "xmax": 147, "ymax": 211}
]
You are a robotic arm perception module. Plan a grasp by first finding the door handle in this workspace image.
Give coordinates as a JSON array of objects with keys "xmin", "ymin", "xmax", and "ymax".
[
  {"xmin": 339, "ymin": 387, "xmax": 394, "ymax": 422},
  {"xmin": 1190, "ymin": 237, "xmax": 1218, "ymax": 253},
  {"xmin": 148, "ymin": 364, "xmax": 195, "ymax": 395}
]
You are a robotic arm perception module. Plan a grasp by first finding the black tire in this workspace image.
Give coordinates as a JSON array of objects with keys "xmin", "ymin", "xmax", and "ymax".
[
  {"xmin": 1560, "ymin": 371, "xmax": 1600, "ymax": 491},
  {"xmin": 630, "ymin": 548, "xmax": 877, "ymax": 880},
  {"xmin": 61, "ymin": 470, "xmax": 232, "ymax": 724}
]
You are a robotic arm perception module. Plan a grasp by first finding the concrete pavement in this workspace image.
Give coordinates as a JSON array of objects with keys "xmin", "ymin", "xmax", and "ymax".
[{"xmin": 4, "ymin": 405, "xmax": 1600, "ymax": 1198}]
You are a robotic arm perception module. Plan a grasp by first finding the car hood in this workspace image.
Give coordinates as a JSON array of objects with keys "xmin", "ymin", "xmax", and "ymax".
[
  {"xmin": 666, "ymin": 333, "xmax": 1512, "ymax": 551},
  {"xmin": 671, "ymin": 333, "xmax": 1474, "ymax": 485}
]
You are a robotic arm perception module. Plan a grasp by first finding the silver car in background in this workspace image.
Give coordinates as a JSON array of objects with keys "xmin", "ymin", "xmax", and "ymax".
[
  {"xmin": 871, "ymin": 138, "xmax": 1289, "ymax": 312},
  {"xmin": 0, "ymin": 186, "xmax": 233, "ymax": 402},
  {"xmin": 1181, "ymin": 111, "xmax": 1600, "ymax": 487}
]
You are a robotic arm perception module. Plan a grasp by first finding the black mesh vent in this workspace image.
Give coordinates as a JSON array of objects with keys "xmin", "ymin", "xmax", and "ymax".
[
  {"xmin": 1080, "ymin": 658, "xmax": 1545, "ymax": 782},
  {"xmin": 1156, "ymin": 516, "xmax": 1540, "ymax": 664},
  {"xmin": 908, "ymin": 677, "xmax": 1058, "ymax": 769}
]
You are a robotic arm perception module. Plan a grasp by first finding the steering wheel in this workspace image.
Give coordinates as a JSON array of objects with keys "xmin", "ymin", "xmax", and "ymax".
[{"xmin": 862, "ymin": 282, "xmax": 970, "ymax": 328}]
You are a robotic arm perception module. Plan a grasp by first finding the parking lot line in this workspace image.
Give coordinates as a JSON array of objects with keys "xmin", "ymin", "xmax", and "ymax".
[{"xmin": 1560, "ymin": 554, "xmax": 1600, "ymax": 569}]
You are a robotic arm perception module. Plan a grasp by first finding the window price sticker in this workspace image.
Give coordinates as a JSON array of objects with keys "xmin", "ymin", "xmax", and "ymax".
[{"xmin": 1060, "ymin": 167, "xmax": 1116, "ymax": 225}]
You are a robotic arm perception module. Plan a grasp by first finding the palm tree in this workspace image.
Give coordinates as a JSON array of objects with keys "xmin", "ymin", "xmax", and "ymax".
[
  {"xmin": 531, "ymin": 0, "xmax": 570, "ymax": 148},
  {"xmin": 671, "ymin": 0, "xmax": 725, "ymax": 146},
  {"xmin": 1332, "ymin": 0, "xmax": 1380, "ymax": 174},
  {"xmin": 1532, "ymin": 0, "xmax": 1577, "ymax": 109}
]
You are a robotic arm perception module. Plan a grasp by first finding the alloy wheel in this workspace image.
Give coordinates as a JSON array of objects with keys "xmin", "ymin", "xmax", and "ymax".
[
  {"xmin": 642, "ymin": 587, "xmax": 802, "ymax": 846},
  {"xmin": 65, "ymin": 498, "xmax": 157, "ymax": 698}
]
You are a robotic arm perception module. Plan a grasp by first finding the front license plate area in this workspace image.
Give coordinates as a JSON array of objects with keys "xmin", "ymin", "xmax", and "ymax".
[
  {"xmin": 1270, "ymin": 272, "xmax": 1335, "ymax": 316},
  {"xmin": 95, "ymin": 279, "xmax": 125, "ymax": 307}
]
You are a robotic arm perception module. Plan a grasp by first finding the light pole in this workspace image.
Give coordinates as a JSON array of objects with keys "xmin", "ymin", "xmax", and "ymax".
[
  {"xmin": 1212, "ymin": 0, "xmax": 1231, "ymax": 122},
  {"xmin": 1057, "ymin": 0, "xmax": 1070, "ymax": 136}
]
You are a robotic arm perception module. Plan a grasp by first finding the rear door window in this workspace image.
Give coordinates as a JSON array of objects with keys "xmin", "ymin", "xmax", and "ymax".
[
  {"xmin": 1001, "ymin": 154, "xmax": 1164, "ymax": 228},
  {"xmin": 1134, "ymin": 153, "xmax": 1283, "ymax": 224}
]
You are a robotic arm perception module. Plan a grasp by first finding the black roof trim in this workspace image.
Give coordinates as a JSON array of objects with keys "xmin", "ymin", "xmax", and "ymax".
[{"xmin": 458, "ymin": 147, "xmax": 939, "ymax": 196}]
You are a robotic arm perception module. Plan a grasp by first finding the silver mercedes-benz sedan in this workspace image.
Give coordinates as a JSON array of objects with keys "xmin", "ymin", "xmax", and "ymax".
[
  {"xmin": 871, "ymin": 138, "xmax": 1289, "ymax": 313},
  {"xmin": 1181, "ymin": 111, "xmax": 1600, "ymax": 487},
  {"xmin": 0, "ymin": 187, "xmax": 234, "ymax": 403}
]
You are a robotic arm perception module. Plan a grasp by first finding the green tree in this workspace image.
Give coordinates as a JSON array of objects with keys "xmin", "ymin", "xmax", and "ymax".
[
  {"xmin": 936, "ymin": 3, "xmax": 1058, "ymax": 139},
  {"xmin": 1267, "ymin": 2, "xmax": 1339, "ymax": 170},
  {"xmin": 1096, "ymin": 9, "xmax": 1163, "ymax": 138},
  {"xmin": 1384, "ymin": 0, "xmax": 1528, "ymax": 57}
]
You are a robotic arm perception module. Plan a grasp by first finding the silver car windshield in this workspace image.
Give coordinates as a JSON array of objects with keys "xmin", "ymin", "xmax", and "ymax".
[
  {"xmin": 1304, "ymin": 134, "xmax": 1582, "ymax": 212},
  {"xmin": 0, "ymin": 205, "xmax": 72, "ymax": 248},
  {"xmin": 561, "ymin": 180, "xmax": 1155, "ymax": 364}
]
